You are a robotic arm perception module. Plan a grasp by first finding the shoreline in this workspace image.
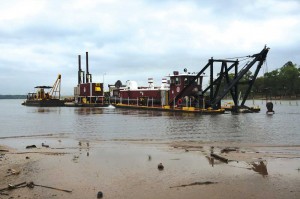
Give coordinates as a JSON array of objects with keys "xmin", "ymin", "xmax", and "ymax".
[{"xmin": 1, "ymin": 136, "xmax": 300, "ymax": 199}]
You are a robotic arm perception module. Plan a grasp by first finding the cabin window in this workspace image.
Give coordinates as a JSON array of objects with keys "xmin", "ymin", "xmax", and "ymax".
[
  {"xmin": 175, "ymin": 77, "xmax": 180, "ymax": 85},
  {"xmin": 184, "ymin": 78, "xmax": 189, "ymax": 85},
  {"xmin": 170, "ymin": 78, "xmax": 175, "ymax": 84},
  {"xmin": 197, "ymin": 77, "xmax": 201, "ymax": 85}
]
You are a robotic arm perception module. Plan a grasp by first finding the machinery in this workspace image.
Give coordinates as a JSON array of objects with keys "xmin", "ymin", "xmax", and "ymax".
[
  {"xmin": 22, "ymin": 74, "xmax": 65, "ymax": 107},
  {"xmin": 169, "ymin": 46, "xmax": 270, "ymax": 112}
]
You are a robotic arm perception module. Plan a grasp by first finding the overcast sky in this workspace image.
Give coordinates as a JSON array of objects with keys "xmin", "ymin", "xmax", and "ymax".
[{"xmin": 0, "ymin": 0, "xmax": 299, "ymax": 95}]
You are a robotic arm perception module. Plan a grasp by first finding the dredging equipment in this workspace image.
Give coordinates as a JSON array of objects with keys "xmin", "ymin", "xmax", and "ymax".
[
  {"xmin": 169, "ymin": 46, "xmax": 270, "ymax": 113},
  {"xmin": 109, "ymin": 46, "xmax": 269, "ymax": 113},
  {"xmin": 22, "ymin": 74, "xmax": 65, "ymax": 107}
]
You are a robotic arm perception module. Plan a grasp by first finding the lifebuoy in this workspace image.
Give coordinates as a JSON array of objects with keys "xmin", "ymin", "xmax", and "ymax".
[{"xmin": 178, "ymin": 98, "xmax": 182, "ymax": 105}]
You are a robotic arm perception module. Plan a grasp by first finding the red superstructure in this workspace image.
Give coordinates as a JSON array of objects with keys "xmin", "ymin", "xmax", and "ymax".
[
  {"xmin": 73, "ymin": 52, "xmax": 105, "ymax": 105},
  {"xmin": 109, "ymin": 69, "xmax": 203, "ymax": 107}
]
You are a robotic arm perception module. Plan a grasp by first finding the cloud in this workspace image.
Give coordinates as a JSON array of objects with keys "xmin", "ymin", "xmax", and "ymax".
[{"xmin": 0, "ymin": 0, "xmax": 300, "ymax": 94}]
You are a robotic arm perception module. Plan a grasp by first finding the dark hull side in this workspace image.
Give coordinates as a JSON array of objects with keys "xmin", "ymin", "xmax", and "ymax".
[
  {"xmin": 114, "ymin": 104, "xmax": 225, "ymax": 114},
  {"xmin": 64, "ymin": 102, "xmax": 109, "ymax": 107},
  {"xmin": 22, "ymin": 99, "xmax": 65, "ymax": 107}
]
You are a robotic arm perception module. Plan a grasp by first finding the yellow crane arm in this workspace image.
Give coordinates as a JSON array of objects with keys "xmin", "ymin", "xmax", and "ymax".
[{"xmin": 49, "ymin": 74, "xmax": 61, "ymax": 99}]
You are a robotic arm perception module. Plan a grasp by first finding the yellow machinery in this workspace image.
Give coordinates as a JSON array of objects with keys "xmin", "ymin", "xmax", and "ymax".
[{"xmin": 49, "ymin": 74, "xmax": 62, "ymax": 99}]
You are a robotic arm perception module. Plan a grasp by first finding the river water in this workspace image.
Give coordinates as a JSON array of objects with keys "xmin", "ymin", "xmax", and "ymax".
[{"xmin": 0, "ymin": 99, "xmax": 299, "ymax": 145}]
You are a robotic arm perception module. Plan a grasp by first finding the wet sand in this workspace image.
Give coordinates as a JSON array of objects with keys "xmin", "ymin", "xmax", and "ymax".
[{"xmin": 1, "ymin": 137, "xmax": 300, "ymax": 199}]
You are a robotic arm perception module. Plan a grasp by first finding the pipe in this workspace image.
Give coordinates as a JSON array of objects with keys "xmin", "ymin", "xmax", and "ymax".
[
  {"xmin": 86, "ymin": 52, "xmax": 89, "ymax": 83},
  {"xmin": 78, "ymin": 55, "xmax": 81, "ymax": 84}
]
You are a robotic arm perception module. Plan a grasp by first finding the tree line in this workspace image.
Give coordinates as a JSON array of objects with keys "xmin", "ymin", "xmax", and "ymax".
[
  {"xmin": 0, "ymin": 95, "xmax": 26, "ymax": 99},
  {"xmin": 240, "ymin": 61, "xmax": 300, "ymax": 99},
  {"xmin": 214, "ymin": 61, "xmax": 299, "ymax": 100}
]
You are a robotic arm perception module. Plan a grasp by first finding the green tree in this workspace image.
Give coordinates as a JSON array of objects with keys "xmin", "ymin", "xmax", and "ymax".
[
  {"xmin": 263, "ymin": 69, "xmax": 280, "ymax": 96},
  {"xmin": 279, "ymin": 61, "xmax": 300, "ymax": 96}
]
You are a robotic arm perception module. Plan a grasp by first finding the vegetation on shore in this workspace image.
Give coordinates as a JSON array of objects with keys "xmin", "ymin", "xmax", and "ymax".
[
  {"xmin": 225, "ymin": 61, "xmax": 300, "ymax": 99},
  {"xmin": 254, "ymin": 61, "xmax": 300, "ymax": 98},
  {"xmin": 0, "ymin": 95, "xmax": 26, "ymax": 99}
]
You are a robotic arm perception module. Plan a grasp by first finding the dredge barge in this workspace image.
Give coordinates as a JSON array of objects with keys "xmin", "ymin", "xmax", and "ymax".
[
  {"xmin": 108, "ymin": 70, "xmax": 225, "ymax": 114},
  {"xmin": 108, "ymin": 46, "xmax": 270, "ymax": 113}
]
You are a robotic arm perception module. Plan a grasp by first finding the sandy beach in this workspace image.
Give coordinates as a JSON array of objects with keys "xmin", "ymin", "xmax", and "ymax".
[{"xmin": 1, "ymin": 135, "xmax": 300, "ymax": 199}]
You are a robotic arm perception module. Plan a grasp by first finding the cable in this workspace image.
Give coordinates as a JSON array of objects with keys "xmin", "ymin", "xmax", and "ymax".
[{"xmin": 224, "ymin": 55, "xmax": 251, "ymax": 60}]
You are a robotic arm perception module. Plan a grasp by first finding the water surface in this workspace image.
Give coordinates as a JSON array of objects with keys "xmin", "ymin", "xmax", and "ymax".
[{"xmin": 0, "ymin": 99, "xmax": 299, "ymax": 145}]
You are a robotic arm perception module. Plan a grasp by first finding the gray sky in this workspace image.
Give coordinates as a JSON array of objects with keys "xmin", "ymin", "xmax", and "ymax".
[{"xmin": 1, "ymin": 0, "xmax": 299, "ymax": 95}]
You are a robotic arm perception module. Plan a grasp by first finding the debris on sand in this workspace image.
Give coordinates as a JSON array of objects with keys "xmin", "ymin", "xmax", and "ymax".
[
  {"xmin": 158, "ymin": 163, "xmax": 164, "ymax": 170},
  {"xmin": 251, "ymin": 161, "xmax": 268, "ymax": 176},
  {"xmin": 211, "ymin": 153, "xmax": 228, "ymax": 163},
  {"xmin": 221, "ymin": 147, "xmax": 238, "ymax": 153},
  {"xmin": 170, "ymin": 181, "xmax": 217, "ymax": 188},
  {"xmin": 0, "ymin": 181, "xmax": 26, "ymax": 192},
  {"xmin": 42, "ymin": 143, "xmax": 49, "ymax": 148},
  {"xmin": 5, "ymin": 169, "xmax": 20, "ymax": 177},
  {"xmin": 0, "ymin": 181, "xmax": 72, "ymax": 193},
  {"xmin": 26, "ymin": 145, "xmax": 37, "ymax": 149},
  {"xmin": 97, "ymin": 191, "xmax": 103, "ymax": 198},
  {"xmin": 27, "ymin": 181, "xmax": 72, "ymax": 193},
  {"xmin": 72, "ymin": 155, "xmax": 79, "ymax": 163}
]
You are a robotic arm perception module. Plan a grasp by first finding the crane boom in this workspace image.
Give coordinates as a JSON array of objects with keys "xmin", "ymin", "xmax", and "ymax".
[{"xmin": 49, "ymin": 74, "xmax": 61, "ymax": 99}]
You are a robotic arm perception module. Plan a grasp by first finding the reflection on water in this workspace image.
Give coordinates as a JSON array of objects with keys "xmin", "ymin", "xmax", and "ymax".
[
  {"xmin": 251, "ymin": 161, "xmax": 268, "ymax": 176},
  {"xmin": 37, "ymin": 108, "xmax": 51, "ymax": 113},
  {"xmin": 35, "ymin": 108, "xmax": 61, "ymax": 113},
  {"xmin": 75, "ymin": 108, "xmax": 104, "ymax": 115},
  {"xmin": 0, "ymin": 100, "xmax": 300, "ymax": 146}
]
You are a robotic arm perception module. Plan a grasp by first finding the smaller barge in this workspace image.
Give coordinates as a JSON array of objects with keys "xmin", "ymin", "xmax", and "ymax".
[{"xmin": 22, "ymin": 74, "xmax": 65, "ymax": 107}]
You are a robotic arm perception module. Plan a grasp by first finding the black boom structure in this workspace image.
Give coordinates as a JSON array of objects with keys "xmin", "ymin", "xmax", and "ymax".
[{"xmin": 169, "ymin": 46, "xmax": 270, "ymax": 112}]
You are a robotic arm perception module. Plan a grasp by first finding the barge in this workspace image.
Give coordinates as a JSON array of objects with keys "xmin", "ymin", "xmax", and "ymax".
[
  {"xmin": 22, "ymin": 74, "xmax": 65, "ymax": 107},
  {"xmin": 221, "ymin": 102, "xmax": 260, "ymax": 113},
  {"xmin": 68, "ymin": 52, "xmax": 108, "ymax": 107},
  {"xmin": 108, "ymin": 46, "xmax": 269, "ymax": 113},
  {"xmin": 108, "ymin": 69, "xmax": 225, "ymax": 114}
]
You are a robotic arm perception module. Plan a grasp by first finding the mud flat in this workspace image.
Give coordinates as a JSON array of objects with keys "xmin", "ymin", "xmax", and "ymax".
[{"xmin": 1, "ymin": 137, "xmax": 300, "ymax": 199}]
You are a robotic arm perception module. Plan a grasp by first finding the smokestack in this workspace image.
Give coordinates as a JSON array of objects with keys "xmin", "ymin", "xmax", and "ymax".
[
  {"xmin": 78, "ymin": 55, "xmax": 81, "ymax": 85},
  {"xmin": 86, "ymin": 52, "xmax": 89, "ymax": 83}
]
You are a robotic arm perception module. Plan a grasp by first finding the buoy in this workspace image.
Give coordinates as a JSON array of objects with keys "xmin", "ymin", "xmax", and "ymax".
[{"xmin": 266, "ymin": 102, "xmax": 274, "ymax": 114}]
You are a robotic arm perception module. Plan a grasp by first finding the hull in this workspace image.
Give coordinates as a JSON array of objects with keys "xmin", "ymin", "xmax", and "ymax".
[
  {"xmin": 22, "ymin": 99, "xmax": 65, "ymax": 107},
  {"xmin": 64, "ymin": 102, "xmax": 109, "ymax": 107},
  {"xmin": 113, "ymin": 104, "xmax": 225, "ymax": 114},
  {"xmin": 221, "ymin": 105, "xmax": 260, "ymax": 113}
]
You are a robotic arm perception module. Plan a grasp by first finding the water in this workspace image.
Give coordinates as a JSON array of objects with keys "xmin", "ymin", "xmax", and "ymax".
[{"xmin": 0, "ymin": 99, "xmax": 300, "ymax": 145}]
